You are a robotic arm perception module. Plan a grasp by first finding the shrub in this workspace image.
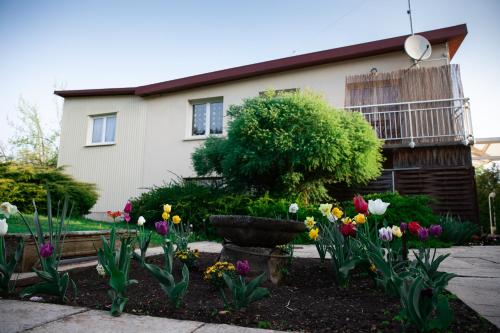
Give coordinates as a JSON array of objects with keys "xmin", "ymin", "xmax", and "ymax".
[
  {"xmin": 342, "ymin": 192, "xmax": 438, "ymax": 227},
  {"xmin": 0, "ymin": 162, "xmax": 98, "ymax": 216},
  {"xmin": 438, "ymin": 215, "xmax": 479, "ymax": 245},
  {"xmin": 475, "ymin": 164, "xmax": 500, "ymax": 233},
  {"xmin": 192, "ymin": 91, "xmax": 383, "ymax": 201}
]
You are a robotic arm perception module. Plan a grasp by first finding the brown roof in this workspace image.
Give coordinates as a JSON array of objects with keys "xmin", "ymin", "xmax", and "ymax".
[{"xmin": 55, "ymin": 24, "xmax": 467, "ymax": 98}]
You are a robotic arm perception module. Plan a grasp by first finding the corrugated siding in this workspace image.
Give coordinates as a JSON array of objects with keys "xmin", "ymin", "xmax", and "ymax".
[{"xmin": 58, "ymin": 95, "xmax": 147, "ymax": 212}]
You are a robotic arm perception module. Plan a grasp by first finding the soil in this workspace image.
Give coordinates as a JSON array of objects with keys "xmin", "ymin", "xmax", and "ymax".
[{"xmin": 4, "ymin": 253, "xmax": 499, "ymax": 333}]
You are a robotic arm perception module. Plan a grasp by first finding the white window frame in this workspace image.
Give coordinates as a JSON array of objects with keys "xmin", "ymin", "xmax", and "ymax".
[
  {"xmin": 86, "ymin": 113, "xmax": 117, "ymax": 146},
  {"xmin": 185, "ymin": 98, "xmax": 224, "ymax": 140}
]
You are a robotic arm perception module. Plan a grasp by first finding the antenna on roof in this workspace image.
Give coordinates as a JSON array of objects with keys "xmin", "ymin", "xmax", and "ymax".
[{"xmin": 404, "ymin": 0, "xmax": 432, "ymax": 68}]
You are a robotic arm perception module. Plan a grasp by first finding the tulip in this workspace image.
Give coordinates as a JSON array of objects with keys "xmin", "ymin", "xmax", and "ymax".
[
  {"xmin": 391, "ymin": 225, "xmax": 402, "ymax": 238},
  {"xmin": 123, "ymin": 213, "xmax": 131, "ymax": 223},
  {"xmin": 429, "ymin": 224, "xmax": 442, "ymax": 237},
  {"xmin": 318, "ymin": 204, "xmax": 333, "ymax": 217},
  {"xmin": 327, "ymin": 214, "xmax": 336, "ymax": 223},
  {"xmin": 304, "ymin": 216, "xmax": 316, "ymax": 229},
  {"xmin": 340, "ymin": 222, "xmax": 356, "ymax": 237},
  {"xmin": 155, "ymin": 221, "xmax": 169, "ymax": 236},
  {"xmin": 123, "ymin": 201, "xmax": 132, "ymax": 214},
  {"xmin": 162, "ymin": 211, "xmax": 170, "ymax": 221},
  {"xmin": 400, "ymin": 222, "xmax": 408, "ymax": 232},
  {"xmin": 308, "ymin": 228, "xmax": 319, "ymax": 241},
  {"xmin": 163, "ymin": 204, "xmax": 172, "ymax": 213},
  {"xmin": 408, "ymin": 221, "xmax": 421, "ymax": 235},
  {"xmin": 418, "ymin": 227, "xmax": 429, "ymax": 241},
  {"xmin": 236, "ymin": 260, "xmax": 250, "ymax": 276},
  {"xmin": 368, "ymin": 199, "xmax": 390, "ymax": 215},
  {"xmin": 332, "ymin": 207, "xmax": 343, "ymax": 219},
  {"xmin": 353, "ymin": 195, "xmax": 369, "ymax": 215},
  {"xmin": 288, "ymin": 203, "xmax": 299, "ymax": 214},
  {"xmin": 0, "ymin": 218, "xmax": 8, "ymax": 236},
  {"xmin": 172, "ymin": 215, "xmax": 181, "ymax": 224},
  {"xmin": 39, "ymin": 243, "xmax": 54, "ymax": 258},
  {"xmin": 354, "ymin": 213, "xmax": 366, "ymax": 225},
  {"xmin": 0, "ymin": 202, "xmax": 18, "ymax": 218},
  {"xmin": 137, "ymin": 216, "xmax": 146, "ymax": 226},
  {"xmin": 379, "ymin": 227, "xmax": 393, "ymax": 241}
]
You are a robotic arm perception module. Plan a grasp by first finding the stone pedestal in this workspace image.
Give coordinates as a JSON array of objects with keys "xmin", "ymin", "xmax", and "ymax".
[{"xmin": 219, "ymin": 243, "xmax": 289, "ymax": 284}]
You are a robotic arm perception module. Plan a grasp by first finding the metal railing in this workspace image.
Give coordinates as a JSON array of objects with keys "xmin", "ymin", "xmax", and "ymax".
[{"xmin": 345, "ymin": 98, "xmax": 473, "ymax": 147}]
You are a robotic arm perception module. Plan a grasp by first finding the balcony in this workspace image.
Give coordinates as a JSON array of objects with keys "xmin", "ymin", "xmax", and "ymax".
[{"xmin": 345, "ymin": 98, "xmax": 473, "ymax": 147}]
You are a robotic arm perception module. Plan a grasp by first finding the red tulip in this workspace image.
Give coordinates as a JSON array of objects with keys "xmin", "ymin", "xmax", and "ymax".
[
  {"xmin": 353, "ymin": 195, "xmax": 369, "ymax": 215},
  {"xmin": 408, "ymin": 221, "xmax": 422, "ymax": 235},
  {"xmin": 340, "ymin": 222, "xmax": 357, "ymax": 237},
  {"xmin": 123, "ymin": 201, "xmax": 132, "ymax": 214}
]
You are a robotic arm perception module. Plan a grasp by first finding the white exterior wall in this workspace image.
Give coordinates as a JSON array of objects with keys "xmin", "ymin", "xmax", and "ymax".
[{"xmin": 58, "ymin": 45, "xmax": 449, "ymax": 218}]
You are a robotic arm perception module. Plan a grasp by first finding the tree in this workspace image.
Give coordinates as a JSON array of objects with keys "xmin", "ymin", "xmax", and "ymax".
[
  {"xmin": 8, "ymin": 98, "xmax": 59, "ymax": 167},
  {"xmin": 192, "ymin": 91, "xmax": 383, "ymax": 201},
  {"xmin": 475, "ymin": 164, "xmax": 500, "ymax": 233}
]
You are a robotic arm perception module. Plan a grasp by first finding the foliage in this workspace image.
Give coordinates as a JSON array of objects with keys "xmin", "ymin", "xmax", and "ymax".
[
  {"xmin": 134, "ymin": 224, "xmax": 152, "ymax": 265},
  {"xmin": 8, "ymin": 98, "xmax": 59, "ymax": 167},
  {"xmin": 342, "ymin": 192, "xmax": 438, "ymax": 227},
  {"xmin": 0, "ymin": 212, "xmax": 24, "ymax": 292},
  {"xmin": 18, "ymin": 193, "xmax": 77, "ymax": 302},
  {"xmin": 0, "ymin": 162, "xmax": 98, "ymax": 216},
  {"xmin": 144, "ymin": 241, "xmax": 190, "ymax": 308},
  {"xmin": 438, "ymin": 214, "xmax": 479, "ymax": 245},
  {"xmin": 97, "ymin": 226, "xmax": 137, "ymax": 316},
  {"xmin": 192, "ymin": 91, "xmax": 383, "ymax": 201},
  {"xmin": 475, "ymin": 164, "xmax": 499, "ymax": 233},
  {"xmin": 399, "ymin": 276, "xmax": 454, "ymax": 332},
  {"xmin": 204, "ymin": 261, "xmax": 236, "ymax": 289},
  {"xmin": 221, "ymin": 272, "xmax": 270, "ymax": 311}
]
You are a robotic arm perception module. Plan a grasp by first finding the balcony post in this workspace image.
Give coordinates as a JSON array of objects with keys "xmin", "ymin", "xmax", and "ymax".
[{"xmin": 408, "ymin": 103, "xmax": 415, "ymax": 148}]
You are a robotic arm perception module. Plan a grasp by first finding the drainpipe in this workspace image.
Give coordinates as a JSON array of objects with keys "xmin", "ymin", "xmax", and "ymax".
[{"xmin": 489, "ymin": 192, "xmax": 496, "ymax": 235}]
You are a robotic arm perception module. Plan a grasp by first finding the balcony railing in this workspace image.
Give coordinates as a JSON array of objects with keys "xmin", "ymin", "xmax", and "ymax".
[{"xmin": 345, "ymin": 98, "xmax": 474, "ymax": 147}]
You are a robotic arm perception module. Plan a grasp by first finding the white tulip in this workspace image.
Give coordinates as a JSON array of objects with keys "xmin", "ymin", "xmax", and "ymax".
[
  {"xmin": 0, "ymin": 219, "xmax": 8, "ymax": 236},
  {"xmin": 368, "ymin": 199, "xmax": 390, "ymax": 216},
  {"xmin": 288, "ymin": 203, "xmax": 299, "ymax": 214},
  {"xmin": 137, "ymin": 216, "xmax": 146, "ymax": 226},
  {"xmin": 0, "ymin": 202, "xmax": 18, "ymax": 218}
]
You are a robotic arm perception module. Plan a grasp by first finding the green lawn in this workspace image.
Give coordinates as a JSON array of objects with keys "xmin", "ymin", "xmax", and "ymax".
[{"xmin": 7, "ymin": 214, "xmax": 165, "ymax": 246}]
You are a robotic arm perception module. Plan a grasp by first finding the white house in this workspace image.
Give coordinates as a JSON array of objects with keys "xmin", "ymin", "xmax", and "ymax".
[{"xmin": 56, "ymin": 24, "xmax": 476, "ymax": 221}]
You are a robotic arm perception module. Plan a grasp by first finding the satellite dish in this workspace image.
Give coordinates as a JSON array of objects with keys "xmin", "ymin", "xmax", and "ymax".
[{"xmin": 404, "ymin": 34, "xmax": 432, "ymax": 61}]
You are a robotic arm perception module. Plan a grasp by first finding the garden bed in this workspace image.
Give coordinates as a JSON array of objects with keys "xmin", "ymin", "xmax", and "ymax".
[{"xmin": 5, "ymin": 252, "xmax": 499, "ymax": 333}]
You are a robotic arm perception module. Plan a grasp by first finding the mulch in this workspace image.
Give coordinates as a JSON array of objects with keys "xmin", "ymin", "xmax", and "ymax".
[{"xmin": 3, "ymin": 252, "xmax": 499, "ymax": 333}]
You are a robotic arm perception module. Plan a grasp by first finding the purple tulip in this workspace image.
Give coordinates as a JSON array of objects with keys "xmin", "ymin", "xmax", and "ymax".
[
  {"xmin": 39, "ymin": 243, "xmax": 54, "ymax": 258},
  {"xmin": 236, "ymin": 260, "xmax": 250, "ymax": 276},
  {"xmin": 418, "ymin": 227, "xmax": 429, "ymax": 241},
  {"xmin": 429, "ymin": 224, "xmax": 443, "ymax": 237},
  {"xmin": 378, "ymin": 227, "xmax": 393, "ymax": 242},
  {"xmin": 155, "ymin": 221, "xmax": 169, "ymax": 236},
  {"xmin": 400, "ymin": 222, "xmax": 408, "ymax": 232},
  {"xmin": 124, "ymin": 201, "xmax": 132, "ymax": 214}
]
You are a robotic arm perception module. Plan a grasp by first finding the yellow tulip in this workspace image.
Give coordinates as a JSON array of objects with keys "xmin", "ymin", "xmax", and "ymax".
[
  {"xmin": 341, "ymin": 217, "xmax": 352, "ymax": 225},
  {"xmin": 172, "ymin": 215, "xmax": 181, "ymax": 224},
  {"xmin": 162, "ymin": 212, "xmax": 170, "ymax": 221},
  {"xmin": 332, "ymin": 207, "xmax": 343, "ymax": 219},
  {"xmin": 391, "ymin": 225, "xmax": 403, "ymax": 238},
  {"xmin": 163, "ymin": 204, "xmax": 172, "ymax": 213},
  {"xmin": 309, "ymin": 228, "xmax": 319, "ymax": 241},
  {"xmin": 354, "ymin": 213, "xmax": 366, "ymax": 225}
]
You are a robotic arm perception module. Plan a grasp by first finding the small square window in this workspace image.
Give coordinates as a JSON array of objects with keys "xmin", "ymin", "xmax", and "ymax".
[
  {"xmin": 89, "ymin": 114, "xmax": 116, "ymax": 144},
  {"xmin": 191, "ymin": 100, "xmax": 223, "ymax": 136}
]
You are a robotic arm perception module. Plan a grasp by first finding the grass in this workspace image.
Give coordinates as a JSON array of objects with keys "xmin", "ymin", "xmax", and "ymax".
[{"xmin": 7, "ymin": 214, "xmax": 165, "ymax": 246}]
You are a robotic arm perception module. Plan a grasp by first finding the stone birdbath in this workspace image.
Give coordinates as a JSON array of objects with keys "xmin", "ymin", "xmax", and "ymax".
[{"xmin": 209, "ymin": 215, "xmax": 306, "ymax": 284}]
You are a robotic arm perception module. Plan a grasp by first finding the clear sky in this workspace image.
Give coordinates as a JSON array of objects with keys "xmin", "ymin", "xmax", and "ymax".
[{"xmin": 1, "ymin": 0, "xmax": 499, "ymax": 144}]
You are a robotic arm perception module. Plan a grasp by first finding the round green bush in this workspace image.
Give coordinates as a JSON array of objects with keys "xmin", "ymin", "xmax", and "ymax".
[
  {"xmin": 192, "ymin": 91, "xmax": 383, "ymax": 201},
  {"xmin": 0, "ymin": 162, "xmax": 98, "ymax": 216}
]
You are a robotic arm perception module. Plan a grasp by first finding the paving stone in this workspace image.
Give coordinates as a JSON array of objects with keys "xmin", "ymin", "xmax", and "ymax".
[
  {"xmin": 195, "ymin": 323, "xmax": 287, "ymax": 333},
  {"xmin": 0, "ymin": 300, "xmax": 87, "ymax": 333},
  {"xmin": 26, "ymin": 310, "xmax": 203, "ymax": 333}
]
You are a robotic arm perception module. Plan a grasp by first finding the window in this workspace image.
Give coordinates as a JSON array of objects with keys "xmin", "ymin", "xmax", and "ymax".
[
  {"xmin": 191, "ymin": 101, "xmax": 223, "ymax": 136},
  {"xmin": 89, "ymin": 114, "xmax": 116, "ymax": 144}
]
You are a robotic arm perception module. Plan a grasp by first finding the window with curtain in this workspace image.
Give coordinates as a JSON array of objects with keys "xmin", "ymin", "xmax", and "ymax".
[{"xmin": 191, "ymin": 100, "xmax": 223, "ymax": 136}]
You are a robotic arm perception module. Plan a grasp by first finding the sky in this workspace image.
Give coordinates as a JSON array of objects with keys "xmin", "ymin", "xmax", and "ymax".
[{"xmin": 1, "ymin": 0, "xmax": 499, "ymax": 145}]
